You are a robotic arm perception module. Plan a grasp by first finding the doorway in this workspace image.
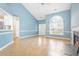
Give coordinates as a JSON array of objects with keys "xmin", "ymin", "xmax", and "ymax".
[
  {"xmin": 13, "ymin": 16, "xmax": 20, "ymax": 38},
  {"xmin": 39, "ymin": 24, "xmax": 46, "ymax": 35}
]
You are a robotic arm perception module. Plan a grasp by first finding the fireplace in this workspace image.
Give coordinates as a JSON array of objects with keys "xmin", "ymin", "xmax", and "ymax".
[
  {"xmin": 73, "ymin": 31, "xmax": 79, "ymax": 55},
  {"xmin": 73, "ymin": 31, "xmax": 79, "ymax": 45}
]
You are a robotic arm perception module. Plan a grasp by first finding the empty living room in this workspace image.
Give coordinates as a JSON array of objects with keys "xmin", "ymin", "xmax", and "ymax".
[{"xmin": 0, "ymin": 2, "xmax": 79, "ymax": 57}]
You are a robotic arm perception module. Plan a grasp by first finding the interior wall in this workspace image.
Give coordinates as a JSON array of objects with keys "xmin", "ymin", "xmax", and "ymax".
[
  {"xmin": 0, "ymin": 30, "xmax": 13, "ymax": 48},
  {"xmin": 0, "ymin": 3, "xmax": 38, "ymax": 49},
  {"xmin": 0, "ymin": 3, "xmax": 38, "ymax": 37},
  {"xmin": 38, "ymin": 20, "xmax": 46, "ymax": 24},
  {"xmin": 38, "ymin": 10, "xmax": 71, "ymax": 38},
  {"xmin": 71, "ymin": 3, "xmax": 79, "ymax": 29}
]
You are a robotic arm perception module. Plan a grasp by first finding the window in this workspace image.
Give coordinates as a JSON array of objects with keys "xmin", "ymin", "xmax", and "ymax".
[{"xmin": 49, "ymin": 16, "xmax": 64, "ymax": 35}]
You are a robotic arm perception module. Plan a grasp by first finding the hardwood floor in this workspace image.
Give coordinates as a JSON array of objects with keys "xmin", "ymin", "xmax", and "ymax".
[{"xmin": 0, "ymin": 35, "xmax": 71, "ymax": 56}]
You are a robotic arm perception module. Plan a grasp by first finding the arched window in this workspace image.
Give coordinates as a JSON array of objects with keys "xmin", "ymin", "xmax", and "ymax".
[{"xmin": 49, "ymin": 16, "xmax": 64, "ymax": 35}]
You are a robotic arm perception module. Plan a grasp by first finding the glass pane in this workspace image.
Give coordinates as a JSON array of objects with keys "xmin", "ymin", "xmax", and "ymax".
[{"xmin": 49, "ymin": 16, "xmax": 64, "ymax": 35}]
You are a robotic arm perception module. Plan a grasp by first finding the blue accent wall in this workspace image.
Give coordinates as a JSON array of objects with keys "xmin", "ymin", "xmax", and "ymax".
[
  {"xmin": 46, "ymin": 10, "xmax": 71, "ymax": 38},
  {"xmin": 38, "ymin": 20, "xmax": 46, "ymax": 24},
  {"xmin": 0, "ymin": 3, "xmax": 38, "ymax": 36},
  {"xmin": 0, "ymin": 3, "xmax": 38, "ymax": 48},
  {"xmin": 71, "ymin": 3, "xmax": 79, "ymax": 28},
  {"xmin": 0, "ymin": 31, "xmax": 13, "ymax": 48}
]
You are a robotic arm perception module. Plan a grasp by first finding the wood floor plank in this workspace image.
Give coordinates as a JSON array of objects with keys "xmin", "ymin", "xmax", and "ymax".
[{"xmin": 0, "ymin": 36, "xmax": 71, "ymax": 56}]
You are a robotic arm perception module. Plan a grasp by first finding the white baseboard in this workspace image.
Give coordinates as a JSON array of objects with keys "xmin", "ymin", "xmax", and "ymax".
[
  {"xmin": 46, "ymin": 36, "xmax": 71, "ymax": 40},
  {"xmin": 20, "ymin": 34, "xmax": 38, "ymax": 39},
  {"xmin": 0, "ymin": 41, "xmax": 14, "ymax": 51}
]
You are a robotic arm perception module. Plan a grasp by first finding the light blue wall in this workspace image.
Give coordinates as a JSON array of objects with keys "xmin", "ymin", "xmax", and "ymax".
[
  {"xmin": 0, "ymin": 3, "xmax": 38, "ymax": 36},
  {"xmin": 0, "ymin": 4, "xmax": 13, "ymax": 48},
  {"xmin": 38, "ymin": 20, "xmax": 46, "ymax": 24},
  {"xmin": 0, "ymin": 3, "xmax": 38, "ymax": 48},
  {"xmin": 8, "ymin": 4, "xmax": 38, "ymax": 36},
  {"xmin": 46, "ymin": 10, "xmax": 71, "ymax": 38},
  {"xmin": 0, "ymin": 31, "xmax": 13, "ymax": 48},
  {"xmin": 71, "ymin": 3, "xmax": 79, "ymax": 28}
]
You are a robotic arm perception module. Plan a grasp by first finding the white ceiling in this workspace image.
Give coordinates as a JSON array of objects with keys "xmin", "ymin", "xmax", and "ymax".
[{"xmin": 22, "ymin": 3, "xmax": 71, "ymax": 20}]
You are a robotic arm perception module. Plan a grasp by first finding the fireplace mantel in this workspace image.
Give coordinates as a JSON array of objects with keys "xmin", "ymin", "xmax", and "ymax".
[{"xmin": 71, "ymin": 26, "xmax": 79, "ymax": 45}]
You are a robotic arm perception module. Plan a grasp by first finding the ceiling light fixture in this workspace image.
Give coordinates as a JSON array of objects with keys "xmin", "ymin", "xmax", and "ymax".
[{"xmin": 41, "ymin": 3, "xmax": 45, "ymax": 5}]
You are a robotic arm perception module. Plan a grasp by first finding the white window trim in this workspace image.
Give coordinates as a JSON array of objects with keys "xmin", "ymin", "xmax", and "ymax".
[{"xmin": 49, "ymin": 16, "xmax": 64, "ymax": 35}]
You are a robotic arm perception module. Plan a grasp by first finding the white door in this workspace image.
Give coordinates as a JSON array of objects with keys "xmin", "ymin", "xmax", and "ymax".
[
  {"xmin": 13, "ymin": 16, "xmax": 20, "ymax": 37},
  {"xmin": 39, "ymin": 24, "xmax": 46, "ymax": 35}
]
